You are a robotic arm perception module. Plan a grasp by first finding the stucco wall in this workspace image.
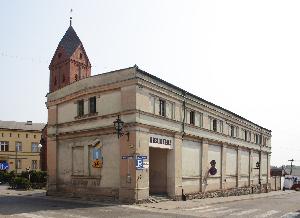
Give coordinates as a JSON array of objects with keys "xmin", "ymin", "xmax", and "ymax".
[
  {"xmin": 56, "ymin": 135, "xmax": 120, "ymax": 195},
  {"xmin": 182, "ymin": 140, "xmax": 202, "ymax": 193}
]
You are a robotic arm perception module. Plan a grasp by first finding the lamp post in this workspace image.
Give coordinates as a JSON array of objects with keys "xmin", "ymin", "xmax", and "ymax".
[
  {"xmin": 113, "ymin": 115, "xmax": 125, "ymax": 138},
  {"xmin": 38, "ymin": 144, "xmax": 43, "ymax": 170}
]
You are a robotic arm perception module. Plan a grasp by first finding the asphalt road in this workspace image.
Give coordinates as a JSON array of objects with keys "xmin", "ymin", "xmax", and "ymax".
[{"xmin": 0, "ymin": 189, "xmax": 299, "ymax": 218}]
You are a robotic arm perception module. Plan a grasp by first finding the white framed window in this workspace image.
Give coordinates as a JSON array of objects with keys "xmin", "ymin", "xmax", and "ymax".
[
  {"xmin": 0, "ymin": 141, "xmax": 9, "ymax": 151},
  {"xmin": 16, "ymin": 159, "xmax": 22, "ymax": 169},
  {"xmin": 31, "ymin": 143, "xmax": 38, "ymax": 152},
  {"xmin": 32, "ymin": 160, "xmax": 38, "ymax": 170},
  {"xmin": 16, "ymin": 142, "xmax": 22, "ymax": 152}
]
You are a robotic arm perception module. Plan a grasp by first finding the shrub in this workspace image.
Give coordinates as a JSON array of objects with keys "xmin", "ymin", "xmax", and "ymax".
[
  {"xmin": 9, "ymin": 177, "xmax": 31, "ymax": 190},
  {"xmin": 0, "ymin": 171, "xmax": 15, "ymax": 184}
]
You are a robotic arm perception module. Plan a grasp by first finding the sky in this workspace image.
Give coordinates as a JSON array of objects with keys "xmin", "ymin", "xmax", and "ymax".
[{"xmin": 0, "ymin": 0, "xmax": 299, "ymax": 167}]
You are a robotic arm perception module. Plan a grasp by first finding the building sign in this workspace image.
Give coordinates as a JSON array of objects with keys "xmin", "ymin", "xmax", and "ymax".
[
  {"xmin": 0, "ymin": 161, "xmax": 9, "ymax": 170},
  {"xmin": 149, "ymin": 134, "xmax": 174, "ymax": 149},
  {"xmin": 136, "ymin": 156, "xmax": 147, "ymax": 170}
]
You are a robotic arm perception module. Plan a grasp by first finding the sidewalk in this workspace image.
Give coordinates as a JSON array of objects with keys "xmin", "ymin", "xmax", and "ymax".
[
  {"xmin": 139, "ymin": 190, "xmax": 295, "ymax": 210},
  {"xmin": 0, "ymin": 184, "xmax": 46, "ymax": 197}
]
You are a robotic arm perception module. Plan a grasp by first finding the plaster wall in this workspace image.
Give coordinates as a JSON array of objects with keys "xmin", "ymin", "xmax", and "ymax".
[{"xmin": 182, "ymin": 140, "xmax": 202, "ymax": 193}]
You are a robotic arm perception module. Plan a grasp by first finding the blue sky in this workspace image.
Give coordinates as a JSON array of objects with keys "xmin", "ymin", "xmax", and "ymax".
[{"xmin": 1, "ymin": 0, "xmax": 300, "ymax": 166}]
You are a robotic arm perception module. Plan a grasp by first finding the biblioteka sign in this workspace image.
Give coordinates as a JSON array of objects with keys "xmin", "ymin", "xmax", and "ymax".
[{"xmin": 149, "ymin": 134, "xmax": 174, "ymax": 149}]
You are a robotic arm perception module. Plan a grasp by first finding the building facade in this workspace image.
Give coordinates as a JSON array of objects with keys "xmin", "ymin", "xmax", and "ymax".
[
  {"xmin": 0, "ymin": 120, "xmax": 45, "ymax": 173},
  {"xmin": 46, "ymin": 25, "xmax": 272, "ymax": 202}
]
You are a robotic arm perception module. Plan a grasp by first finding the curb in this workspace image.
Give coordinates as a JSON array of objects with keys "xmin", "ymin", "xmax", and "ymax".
[{"xmin": 139, "ymin": 191, "xmax": 296, "ymax": 211}]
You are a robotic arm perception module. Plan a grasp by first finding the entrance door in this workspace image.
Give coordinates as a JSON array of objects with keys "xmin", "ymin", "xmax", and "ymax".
[{"xmin": 149, "ymin": 147, "xmax": 167, "ymax": 194}]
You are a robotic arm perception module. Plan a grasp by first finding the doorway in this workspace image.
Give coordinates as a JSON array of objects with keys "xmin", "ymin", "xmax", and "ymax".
[{"xmin": 149, "ymin": 147, "xmax": 167, "ymax": 195}]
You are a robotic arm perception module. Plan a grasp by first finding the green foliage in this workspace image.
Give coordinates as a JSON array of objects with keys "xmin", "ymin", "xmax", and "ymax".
[
  {"xmin": 9, "ymin": 177, "xmax": 31, "ymax": 190},
  {"xmin": 2, "ymin": 170, "xmax": 47, "ymax": 189},
  {"xmin": 0, "ymin": 171, "xmax": 15, "ymax": 184}
]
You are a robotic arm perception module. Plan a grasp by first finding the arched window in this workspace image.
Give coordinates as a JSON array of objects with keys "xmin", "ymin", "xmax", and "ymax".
[{"xmin": 75, "ymin": 74, "xmax": 78, "ymax": 81}]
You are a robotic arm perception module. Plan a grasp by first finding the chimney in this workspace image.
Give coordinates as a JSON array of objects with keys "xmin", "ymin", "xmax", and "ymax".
[{"xmin": 26, "ymin": 121, "xmax": 32, "ymax": 125}]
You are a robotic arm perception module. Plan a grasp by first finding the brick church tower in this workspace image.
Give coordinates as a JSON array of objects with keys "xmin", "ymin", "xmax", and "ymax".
[{"xmin": 49, "ymin": 22, "xmax": 91, "ymax": 92}]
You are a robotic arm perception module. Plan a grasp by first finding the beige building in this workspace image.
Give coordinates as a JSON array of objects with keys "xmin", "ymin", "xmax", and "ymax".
[
  {"xmin": 46, "ymin": 24, "xmax": 272, "ymax": 203},
  {"xmin": 0, "ymin": 120, "xmax": 45, "ymax": 173}
]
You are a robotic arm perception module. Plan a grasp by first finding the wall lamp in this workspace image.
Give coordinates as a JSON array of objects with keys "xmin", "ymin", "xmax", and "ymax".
[{"xmin": 113, "ymin": 115, "xmax": 130, "ymax": 140}]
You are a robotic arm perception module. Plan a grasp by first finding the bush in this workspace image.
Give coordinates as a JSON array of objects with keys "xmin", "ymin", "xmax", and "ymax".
[
  {"xmin": 0, "ymin": 171, "xmax": 15, "ymax": 184},
  {"xmin": 18, "ymin": 170, "xmax": 47, "ymax": 189},
  {"xmin": 9, "ymin": 177, "xmax": 31, "ymax": 190}
]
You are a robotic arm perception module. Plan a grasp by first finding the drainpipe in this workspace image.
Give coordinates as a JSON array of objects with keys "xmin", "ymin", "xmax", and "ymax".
[{"xmin": 182, "ymin": 91, "xmax": 187, "ymax": 138}]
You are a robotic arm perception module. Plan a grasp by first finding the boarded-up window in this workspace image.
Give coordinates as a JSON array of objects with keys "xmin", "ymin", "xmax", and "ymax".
[
  {"xmin": 208, "ymin": 145, "xmax": 221, "ymax": 176},
  {"xmin": 226, "ymin": 148, "xmax": 237, "ymax": 176},
  {"xmin": 182, "ymin": 140, "xmax": 201, "ymax": 177},
  {"xmin": 72, "ymin": 147, "xmax": 84, "ymax": 175},
  {"xmin": 261, "ymin": 153, "xmax": 268, "ymax": 176},
  {"xmin": 240, "ymin": 150, "xmax": 250, "ymax": 176}
]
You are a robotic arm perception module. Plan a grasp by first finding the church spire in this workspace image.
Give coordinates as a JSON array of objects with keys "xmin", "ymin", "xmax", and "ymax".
[{"xmin": 48, "ymin": 19, "xmax": 91, "ymax": 93}]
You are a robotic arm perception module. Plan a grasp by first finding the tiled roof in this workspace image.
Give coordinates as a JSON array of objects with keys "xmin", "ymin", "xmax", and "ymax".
[
  {"xmin": 0, "ymin": 120, "xmax": 45, "ymax": 131},
  {"xmin": 58, "ymin": 26, "xmax": 82, "ymax": 57}
]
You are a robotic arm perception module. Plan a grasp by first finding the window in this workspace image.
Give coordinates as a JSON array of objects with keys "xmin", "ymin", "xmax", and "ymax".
[
  {"xmin": 75, "ymin": 74, "xmax": 78, "ymax": 81},
  {"xmin": 159, "ymin": 99, "xmax": 166, "ymax": 117},
  {"xmin": 263, "ymin": 137, "xmax": 268, "ymax": 146},
  {"xmin": 89, "ymin": 96, "xmax": 97, "ymax": 114},
  {"xmin": 31, "ymin": 143, "xmax": 38, "ymax": 152},
  {"xmin": 199, "ymin": 113, "xmax": 203, "ymax": 127},
  {"xmin": 0, "ymin": 141, "xmax": 9, "ymax": 151},
  {"xmin": 34, "ymin": 135, "xmax": 36, "ymax": 139},
  {"xmin": 259, "ymin": 135, "xmax": 262, "ymax": 144},
  {"xmin": 230, "ymin": 125, "xmax": 235, "ymax": 137},
  {"xmin": 16, "ymin": 142, "xmax": 22, "ymax": 152},
  {"xmin": 54, "ymin": 76, "xmax": 57, "ymax": 86},
  {"xmin": 79, "ymin": 53, "xmax": 83, "ymax": 59},
  {"xmin": 77, "ymin": 100, "xmax": 84, "ymax": 116},
  {"xmin": 62, "ymin": 74, "xmax": 65, "ymax": 83},
  {"xmin": 219, "ymin": 121, "xmax": 223, "ymax": 133},
  {"xmin": 78, "ymin": 66, "xmax": 81, "ymax": 79},
  {"xmin": 18, "ymin": 134, "xmax": 20, "ymax": 138},
  {"xmin": 190, "ymin": 111, "xmax": 195, "ymax": 125},
  {"xmin": 1, "ymin": 133, "xmax": 3, "ymax": 137},
  {"xmin": 9, "ymin": 133, "xmax": 12, "ymax": 137},
  {"xmin": 212, "ymin": 119, "xmax": 217, "ymax": 132},
  {"xmin": 32, "ymin": 160, "xmax": 38, "ymax": 170},
  {"xmin": 16, "ymin": 159, "xmax": 21, "ymax": 169},
  {"xmin": 255, "ymin": 134, "xmax": 260, "ymax": 144},
  {"xmin": 26, "ymin": 134, "xmax": 28, "ymax": 138},
  {"xmin": 244, "ymin": 130, "xmax": 248, "ymax": 141}
]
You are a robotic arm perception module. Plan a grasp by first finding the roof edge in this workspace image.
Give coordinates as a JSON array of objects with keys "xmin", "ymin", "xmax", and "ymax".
[{"xmin": 136, "ymin": 68, "xmax": 271, "ymax": 132}]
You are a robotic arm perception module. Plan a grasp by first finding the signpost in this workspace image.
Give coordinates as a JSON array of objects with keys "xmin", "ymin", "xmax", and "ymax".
[
  {"xmin": 0, "ymin": 162, "xmax": 9, "ymax": 171},
  {"xmin": 136, "ymin": 156, "xmax": 147, "ymax": 170}
]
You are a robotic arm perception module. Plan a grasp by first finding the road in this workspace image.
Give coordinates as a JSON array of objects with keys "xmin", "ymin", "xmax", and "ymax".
[{"xmin": 0, "ymin": 187, "xmax": 299, "ymax": 218}]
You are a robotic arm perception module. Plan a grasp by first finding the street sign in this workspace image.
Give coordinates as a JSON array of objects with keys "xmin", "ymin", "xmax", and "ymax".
[
  {"xmin": 136, "ymin": 155, "xmax": 148, "ymax": 170},
  {"xmin": 122, "ymin": 156, "xmax": 133, "ymax": 160},
  {"xmin": 143, "ymin": 161, "xmax": 149, "ymax": 169},
  {"xmin": 0, "ymin": 162, "xmax": 9, "ymax": 170}
]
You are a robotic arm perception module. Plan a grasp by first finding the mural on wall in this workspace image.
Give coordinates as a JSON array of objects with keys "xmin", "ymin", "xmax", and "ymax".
[{"xmin": 92, "ymin": 140, "xmax": 103, "ymax": 168}]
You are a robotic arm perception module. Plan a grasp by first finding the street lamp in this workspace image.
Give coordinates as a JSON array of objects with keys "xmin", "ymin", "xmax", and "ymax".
[
  {"xmin": 38, "ymin": 144, "xmax": 43, "ymax": 170},
  {"xmin": 113, "ymin": 115, "xmax": 130, "ymax": 140},
  {"xmin": 113, "ymin": 115, "xmax": 124, "ymax": 138}
]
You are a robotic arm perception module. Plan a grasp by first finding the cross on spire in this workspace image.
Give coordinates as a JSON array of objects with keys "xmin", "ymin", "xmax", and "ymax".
[{"xmin": 70, "ymin": 9, "xmax": 73, "ymax": 26}]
